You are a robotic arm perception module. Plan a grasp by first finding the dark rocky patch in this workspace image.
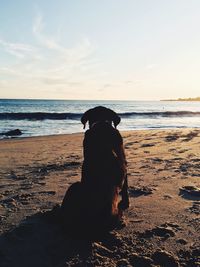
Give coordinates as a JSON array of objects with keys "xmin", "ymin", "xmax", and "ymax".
[{"xmin": 0, "ymin": 129, "xmax": 22, "ymax": 136}]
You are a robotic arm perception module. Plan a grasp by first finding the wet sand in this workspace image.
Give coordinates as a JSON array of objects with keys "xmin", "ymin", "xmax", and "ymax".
[{"xmin": 0, "ymin": 129, "xmax": 199, "ymax": 267}]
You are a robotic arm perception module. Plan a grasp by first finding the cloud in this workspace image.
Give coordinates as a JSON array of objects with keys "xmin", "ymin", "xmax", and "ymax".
[
  {"xmin": 0, "ymin": 39, "xmax": 36, "ymax": 58},
  {"xmin": 32, "ymin": 13, "xmax": 95, "ymax": 65},
  {"xmin": 0, "ymin": 12, "xmax": 98, "ymax": 96}
]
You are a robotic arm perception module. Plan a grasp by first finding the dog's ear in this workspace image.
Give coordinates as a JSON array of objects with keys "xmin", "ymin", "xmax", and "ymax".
[
  {"xmin": 111, "ymin": 111, "xmax": 121, "ymax": 128},
  {"xmin": 81, "ymin": 110, "xmax": 90, "ymax": 129}
]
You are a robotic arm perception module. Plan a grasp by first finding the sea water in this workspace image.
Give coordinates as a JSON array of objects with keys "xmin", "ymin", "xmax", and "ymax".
[{"xmin": 0, "ymin": 99, "xmax": 200, "ymax": 138}]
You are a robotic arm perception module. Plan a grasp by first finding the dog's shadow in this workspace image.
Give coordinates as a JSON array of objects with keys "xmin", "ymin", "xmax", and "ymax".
[{"xmin": 0, "ymin": 206, "xmax": 96, "ymax": 267}]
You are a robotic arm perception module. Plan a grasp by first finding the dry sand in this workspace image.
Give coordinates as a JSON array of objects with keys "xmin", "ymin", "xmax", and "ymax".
[{"xmin": 0, "ymin": 129, "xmax": 199, "ymax": 267}]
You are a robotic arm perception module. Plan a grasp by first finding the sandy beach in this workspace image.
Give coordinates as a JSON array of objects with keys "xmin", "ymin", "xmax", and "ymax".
[{"xmin": 0, "ymin": 129, "xmax": 199, "ymax": 267}]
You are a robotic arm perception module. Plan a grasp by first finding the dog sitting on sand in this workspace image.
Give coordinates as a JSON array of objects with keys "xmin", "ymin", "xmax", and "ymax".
[{"xmin": 61, "ymin": 106, "xmax": 129, "ymax": 236}]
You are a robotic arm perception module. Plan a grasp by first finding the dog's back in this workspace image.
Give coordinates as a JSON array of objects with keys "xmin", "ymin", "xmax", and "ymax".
[{"xmin": 81, "ymin": 121, "xmax": 126, "ymax": 188}]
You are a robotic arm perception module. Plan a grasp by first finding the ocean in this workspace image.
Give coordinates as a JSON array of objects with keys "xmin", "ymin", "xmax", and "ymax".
[{"xmin": 1, "ymin": 99, "xmax": 200, "ymax": 138}]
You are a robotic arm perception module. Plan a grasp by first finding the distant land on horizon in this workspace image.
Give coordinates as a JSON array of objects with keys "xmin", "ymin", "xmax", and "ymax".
[{"xmin": 161, "ymin": 97, "xmax": 200, "ymax": 101}]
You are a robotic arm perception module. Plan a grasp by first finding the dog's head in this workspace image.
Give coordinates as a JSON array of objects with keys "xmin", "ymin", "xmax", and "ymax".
[{"xmin": 81, "ymin": 106, "xmax": 121, "ymax": 129}]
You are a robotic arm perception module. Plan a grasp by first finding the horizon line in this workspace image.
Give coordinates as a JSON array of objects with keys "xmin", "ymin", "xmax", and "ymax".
[{"xmin": 0, "ymin": 97, "xmax": 163, "ymax": 102}]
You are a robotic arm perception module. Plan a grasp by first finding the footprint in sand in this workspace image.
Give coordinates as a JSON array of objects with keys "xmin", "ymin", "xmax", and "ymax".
[
  {"xmin": 141, "ymin": 143, "xmax": 156, "ymax": 148},
  {"xmin": 125, "ymin": 141, "xmax": 136, "ymax": 148},
  {"xmin": 187, "ymin": 202, "xmax": 200, "ymax": 215},
  {"xmin": 190, "ymin": 158, "xmax": 200, "ymax": 163},
  {"xmin": 140, "ymin": 222, "xmax": 181, "ymax": 239},
  {"xmin": 8, "ymin": 171, "xmax": 18, "ymax": 179},
  {"xmin": 179, "ymin": 163, "xmax": 190, "ymax": 172},
  {"xmin": 30, "ymin": 162, "xmax": 81, "ymax": 177},
  {"xmin": 163, "ymin": 194, "xmax": 173, "ymax": 200},
  {"xmin": 179, "ymin": 247, "xmax": 200, "ymax": 267},
  {"xmin": 182, "ymin": 131, "xmax": 199, "ymax": 142},
  {"xmin": 178, "ymin": 149, "xmax": 189, "ymax": 153},
  {"xmin": 165, "ymin": 134, "xmax": 179, "ymax": 142},
  {"xmin": 128, "ymin": 186, "xmax": 155, "ymax": 197},
  {"xmin": 129, "ymin": 253, "xmax": 153, "ymax": 267},
  {"xmin": 152, "ymin": 250, "xmax": 180, "ymax": 267},
  {"xmin": 151, "ymin": 157, "xmax": 163, "ymax": 163},
  {"xmin": 21, "ymin": 181, "xmax": 33, "ymax": 190},
  {"xmin": 140, "ymin": 226, "xmax": 175, "ymax": 239},
  {"xmin": 38, "ymin": 191, "xmax": 56, "ymax": 195},
  {"xmin": 168, "ymin": 148, "xmax": 177, "ymax": 152},
  {"xmin": 1, "ymin": 197, "xmax": 18, "ymax": 208},
  {"xmin": 179, "ymin": 186, "xmax": 200, "ymax": 200}
]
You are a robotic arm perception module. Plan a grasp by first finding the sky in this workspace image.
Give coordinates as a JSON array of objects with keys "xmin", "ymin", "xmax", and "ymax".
[{"xmin": 0, "ymin": 0, "xmax": 200, "ymax": 100}]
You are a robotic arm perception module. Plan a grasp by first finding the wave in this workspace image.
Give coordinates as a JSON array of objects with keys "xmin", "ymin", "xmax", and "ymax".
[
  {"xmin": 0, "ymin": 111, "xmax": 200, "ymax": 120},
  {"xmin": 119, "ymin": 111, "xmax": 200, "ymax": 118},
  {"xmin": 0, "ymin": 112, "xmax": 82, "ymax": 120}
]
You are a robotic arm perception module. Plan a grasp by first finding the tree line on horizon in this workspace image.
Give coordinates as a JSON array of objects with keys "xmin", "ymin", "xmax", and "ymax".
[{"xmin": 162, "ymin": 97, "xmax": 200, "ymax": 101}]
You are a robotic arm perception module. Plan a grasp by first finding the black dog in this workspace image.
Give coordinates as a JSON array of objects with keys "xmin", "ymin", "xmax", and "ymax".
[
  {"xmin": 81, "ymin": 107, "xmax": 129, "ymax": 213},
  {"xmin": 61, "ymin": 106, "xmax": 129, "ymax": 236}
]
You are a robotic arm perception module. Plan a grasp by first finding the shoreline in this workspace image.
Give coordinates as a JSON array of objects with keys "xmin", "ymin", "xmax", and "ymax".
[
  {"xmin": 0, "ymin": 131, "xmax": 84, "ymax": 142},
  {"xmin": 0, "ymin": 128, "xmax": 199, "ymax": 266},
  {"xmin": 1, "ymin": 127, "xmax": 200, "ymax": 141}
]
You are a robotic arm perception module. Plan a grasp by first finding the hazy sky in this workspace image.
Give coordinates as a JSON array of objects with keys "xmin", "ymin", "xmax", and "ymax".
[{"xmin": 0, "ymin": 0, "xmax": 200, "ymax": 100}]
